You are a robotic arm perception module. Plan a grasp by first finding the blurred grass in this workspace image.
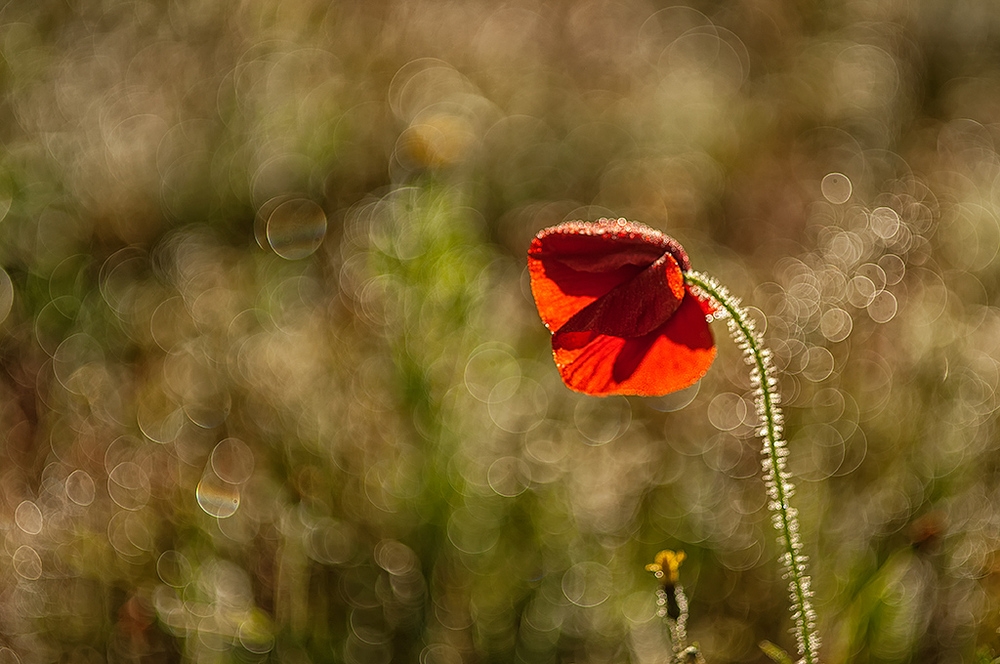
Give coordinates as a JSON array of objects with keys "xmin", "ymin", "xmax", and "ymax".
[{"xmin": 0, "ymin": 1, "xmax": 999, "ymax": 663}]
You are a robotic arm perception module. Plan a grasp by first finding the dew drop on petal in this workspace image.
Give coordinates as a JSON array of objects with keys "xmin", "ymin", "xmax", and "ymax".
[
  {"xmin": 821, "ymin": 172, "xmax": 852, "ymax": 204},
  {"xmin": 266, "ymin": 198, "xmax": 327, "ymax": 260}
]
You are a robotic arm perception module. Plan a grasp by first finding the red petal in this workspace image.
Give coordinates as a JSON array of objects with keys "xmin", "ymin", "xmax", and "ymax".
[
  {"xmin": 551, "ymin": 288, "xmax": 716, "ymax": 396},
  {"xmin": 528, "ymin": 219, "xmax": 689, "ymax": 332},
  {"xmin": 558, "ymin": 253, "xmax": 686, "ymax": 337}
]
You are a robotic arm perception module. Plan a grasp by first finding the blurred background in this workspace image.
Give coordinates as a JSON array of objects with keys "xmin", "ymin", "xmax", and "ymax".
[{"xmin": 0, "ymin": 0, "xmax": 998, "ymax": 662}]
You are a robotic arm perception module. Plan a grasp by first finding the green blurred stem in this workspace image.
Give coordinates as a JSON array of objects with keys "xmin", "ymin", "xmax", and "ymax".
[{"xmin": 684, "ymin": 271, "xmax": 819, "ymax": 664}]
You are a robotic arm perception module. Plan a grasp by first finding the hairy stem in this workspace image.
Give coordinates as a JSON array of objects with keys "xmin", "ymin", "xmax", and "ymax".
[{"xmin": 684, "ymin": 271, "xmax": 819, "ymax": 664}]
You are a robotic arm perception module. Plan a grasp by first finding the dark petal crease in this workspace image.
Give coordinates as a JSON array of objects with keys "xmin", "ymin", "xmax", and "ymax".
[{"xmin": 557, "ymin": 253, "xmax": 685, "ymax": 337}]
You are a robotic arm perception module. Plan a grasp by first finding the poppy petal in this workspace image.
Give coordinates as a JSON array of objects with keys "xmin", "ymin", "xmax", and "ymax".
[
  {"xmin": 558, "ymin": 252, "xmax": 686, "ymax": 338},
  {"xmin": 528, "ymin": 219, "xmax": 690, "ymax": 332},
  {"xmin": 551, "ymin": 289, "xmax": 716, "ymax": 396}
]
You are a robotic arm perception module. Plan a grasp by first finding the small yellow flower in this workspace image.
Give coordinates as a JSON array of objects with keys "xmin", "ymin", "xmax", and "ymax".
[{"xmin": 645, "ymin": 550, "xmax": 685, "ymax": 584}]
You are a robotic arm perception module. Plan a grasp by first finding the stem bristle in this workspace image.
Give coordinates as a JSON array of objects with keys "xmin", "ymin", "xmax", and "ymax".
[{"xmin": 685, "ymin": 271, "xmax": 820, "ymax": 664}]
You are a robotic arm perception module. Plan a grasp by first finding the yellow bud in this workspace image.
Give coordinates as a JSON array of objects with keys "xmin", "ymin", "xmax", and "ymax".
[{"xmin": 650, "ymin": 550, "xmax": 685, "ymax": 584}]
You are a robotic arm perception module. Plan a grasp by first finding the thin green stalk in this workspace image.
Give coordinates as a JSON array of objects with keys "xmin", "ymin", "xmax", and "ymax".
[{"xmin": 684, "ymin": 271, "xmax": 820, "ymax": 664}]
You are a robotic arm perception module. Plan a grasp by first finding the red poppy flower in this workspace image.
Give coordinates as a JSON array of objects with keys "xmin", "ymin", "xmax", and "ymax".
[{"xmin": 528, "ymin": 218, "xmax": 716, "ymax": 396}]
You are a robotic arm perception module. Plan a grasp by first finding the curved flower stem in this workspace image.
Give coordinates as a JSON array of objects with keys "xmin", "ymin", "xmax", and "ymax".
[{"xmin": 683, "ymin": 271, "xmax": 820, "ymax": 664}]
